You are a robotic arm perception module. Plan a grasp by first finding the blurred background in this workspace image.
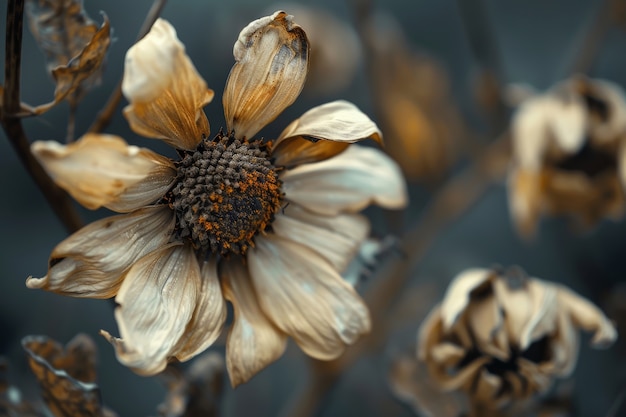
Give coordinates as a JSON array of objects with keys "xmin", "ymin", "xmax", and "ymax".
[{"xmin": 1, "ymin": 0, "xmax": 626, "ymax": 416}]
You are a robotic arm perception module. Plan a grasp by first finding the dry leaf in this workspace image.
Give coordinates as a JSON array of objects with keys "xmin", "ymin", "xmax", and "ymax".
[
  {"xmin": 22, "ymin": 334, "xmax": 117, "ymax": 417},
  {"xmin": 157, "ymin": 353, "xmax": 225, "ymax": 417},
  {"xmin": 25, "ymin": 0, "xmax": 111, "ymax": 112},
  {"xmin": 0, "ymin": 357, "xmax": 45, "ymax": 417}
]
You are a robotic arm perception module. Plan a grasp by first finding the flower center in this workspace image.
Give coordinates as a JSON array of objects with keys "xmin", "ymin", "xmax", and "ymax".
[{"xmin": 168, "ymin": 131, "xmax": 283, "ymax": 256}]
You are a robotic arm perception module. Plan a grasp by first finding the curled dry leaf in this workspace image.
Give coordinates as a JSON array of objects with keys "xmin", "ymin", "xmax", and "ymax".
[
  {"xmin": 0, "ymin": 357, "xmax": 45, "ymax": 417},
  {"xmin": 157, "ymin": 352, "xmax": 225, "ymax": 417},
  {"xmin": 22, "ymin": 334, "xmax": 117, "ymax": 417},
  {"xmin": 25, "ymin": 0, "xmax": 111, "ymax": 112}
]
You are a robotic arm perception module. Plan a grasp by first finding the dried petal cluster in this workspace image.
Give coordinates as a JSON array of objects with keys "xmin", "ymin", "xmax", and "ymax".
[
  {"xmin": 508, "ymin": 77, "xmax": 626, "ymax": 237},
  {"xmin": 28, "ymin": 12, "xmax": 408, "ymax": 386},
  {"xmin": 418, "ymin": 267, "xmax": 617, "ymax": 410}
]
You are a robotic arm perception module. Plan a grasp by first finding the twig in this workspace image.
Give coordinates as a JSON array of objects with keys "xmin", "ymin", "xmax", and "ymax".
[
  {"xmin": 1, "ymin": 0, "xmax": 82, "ymax": 233},
  {"xmin": 87, "ymin": 0, "xmax": 168, "ymax": 134},
  {"xmin": 283, "ymin": 134, "xmax": 511, "ymax": 417},
  {"xmin": 456, "ymin": 0, "xmax": 508, "ymax": 133},
  {"xmin": 605, "ymin": 385, "xmax": 626, "ymax": 417},
  {"xmin": 569, "ymin": 0, "xmax": 613, "ymax": 75}
]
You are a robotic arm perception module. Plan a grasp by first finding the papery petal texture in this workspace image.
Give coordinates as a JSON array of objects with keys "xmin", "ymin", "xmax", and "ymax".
[
  {"xmin": 123, "ymin": 18, "xmax": 214, "ymax": 150},
  {"xmin": 223, "ymin": 11, "xmax": 309, "ymax": 140},
  {"xmin": 26, "ymin": 206, "xmax": 175, "ymax": 298},
  {"xmin": 221, "ymin": 259, "xmax": 287, "ymax": 387},
  {"xmin": 32, "ymin": 134, "xmax": 175, "ymax": 212},
  {"xmin": 273, "ymin": 100, "xmax": 382, "ymax": 167},
  {"xmin": 248, "ymin": 235, "xmax": 370, "ymax": 359},
  {"xmin": 172, "ymin": 258, "xmax": 227, "ymax": 362},
  {"xmin": 106, "ymin": 243, "xmax": 200, "ymax": 375},
  {"xmin": 281, "ymin": 145, "xmax": 407, "ymax": 215}
]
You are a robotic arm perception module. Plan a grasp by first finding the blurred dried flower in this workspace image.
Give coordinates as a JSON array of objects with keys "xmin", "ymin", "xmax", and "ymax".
[
  {"xmin": 22, "ymin": 334, "xmax": 117, "ymax": 417},
  {"xmin": 418, "ymin": 267, "xmax": 617, "ymax": 412},
  {"xmin": 267, "ymin": 4, "xmax": 362, "ymax": 96},
  {"xmin": 25, "ymin": 0, "xmax": 111, "ymax": 111},
  {"xmin": 508, "ymin": 77, "xmax": 626, "ymax": 238},
  {"xmin": 157, "ymin": 353, "xmax": 224, "ymax": 417},
  {"xmin": 362, "ymin": 12, "xmax": 464, "ymax": 181},
  {"xmin": 28, "ymin": 12, "xmax": 407, "ymax": 387}
]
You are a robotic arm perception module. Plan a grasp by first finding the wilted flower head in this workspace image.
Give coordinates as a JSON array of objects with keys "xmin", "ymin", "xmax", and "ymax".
[
  {"xmin": 27, "ymin": 12, "xmax": 407, "ymax": 386},
  {"xmin": 508, "ymin": 76, "xmax": 626, "ymax": 238},
  {"xmin": 418, "ymin": 266, "xmax": 617, "ymax": 411}
]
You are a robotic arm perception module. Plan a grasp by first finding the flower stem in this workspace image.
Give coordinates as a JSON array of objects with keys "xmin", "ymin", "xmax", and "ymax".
[{"xmin": 1, "ymin": 0, "xmax": 83, "ymax": 233}]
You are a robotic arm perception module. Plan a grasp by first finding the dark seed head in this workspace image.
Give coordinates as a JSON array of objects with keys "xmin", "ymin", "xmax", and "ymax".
[{"xmin": 168, "ymin": 131, "xmax": 283, "ymax": 256}]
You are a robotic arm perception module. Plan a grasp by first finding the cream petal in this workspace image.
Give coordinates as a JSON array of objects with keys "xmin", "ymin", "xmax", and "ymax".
[
  {"xmin": 223, "ymin": 11, "xmax": 309, "ymax": 140},
  {"xmin": 429, "ymin": 342, "xmax": 465, "ymax": 367},
  {"xmin": 555, "ymin": 284, "xmax": 617, "ymax": 348},
  {"xmin": 272, "ymin": 204, "xmax": 369, "ymax": 273},
  {"xmin": 172, "ymin": 258, "xmax": 227, "ymax": 362},
  {"xmin": 582, "ymin": 78, "xmax": 626, "ymax": 144},
  {"xmin": 105, "ymin": 244, "xmax": 200, "ymax": 375},
  {"xmin": 440, "ymin": 268, "xmax": 492, "ymax": 330},
  {"xmin": 123, "ymin": 19, "xmax": 213, "ymax": 150},
  {"xmin": 272, "ymin": 100, "xmax": 382, "ymax": 167},
  {"xmin": 493, "ymin": 276, "xmax": 557, "ymax": 350},
  {"xmin": 417, "ymin": 304, "xmax": 444, "ymax": 360},
  {"xmin": 465, "ymin": 293, "xmax": 509, "ymax": 361},
  {"xmin": 431, "ymin": 356, "xmax": 489, "ymax": 391},
  {"xmin": 32, "ymin": 134, "xmax": 176, "ymax": 212},
  {"xmin": 472, "ymin": 369, "xmax": 502, "ymax": 405},
  {"xmin": 26, "ymin": 206, "xmax": 175, "ymax": 298},
  {"xmin": 247, "ymin": 235, "xmax": 370, "ymax": 360},
  {"xmin": 221, "ymin": 259, "xmax": 287, "ymax": 387},
  {"xmin": 281, "ymin": 145, "xmax": 407, "ymax": 216}
]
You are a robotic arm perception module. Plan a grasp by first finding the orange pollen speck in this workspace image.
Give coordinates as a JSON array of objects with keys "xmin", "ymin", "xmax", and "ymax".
[{"xmin": 168, "ymin": 131, "xmax": 283, "ymax": 256}]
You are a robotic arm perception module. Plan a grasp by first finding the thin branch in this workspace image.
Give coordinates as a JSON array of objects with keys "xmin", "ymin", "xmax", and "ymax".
[
  {"xmin": 283, "ymin": 134, "xmax": 511, "ymax": 417},
  {"xmin": 456, "ymin": 0, "xmax": 508, "ymax": 133},
  {"xmin": 87, "ymin": 0, "xmax": 168, "ymax": 134},
  {"xmin": 569, "ymin": 0, "xmax": 614, "ymax": 75},
  {"xmin": 1, "ymin": 0, "xmax": 82, "ymax": 233}
]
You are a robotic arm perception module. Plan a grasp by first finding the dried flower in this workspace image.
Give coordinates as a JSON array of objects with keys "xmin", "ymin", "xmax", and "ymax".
[
  {"xmin": 362, "ymin": 12, "xmax": 463, "ymax": 181},
  {"xmin": 27, "ymin": 12, "xmax": 407, "ymax": 386},
  {"xmin": 418, "ymin": 267, "xmax": 617, "ymax": 411},
  {"xmin": 508, "ymin": 76, "xmax": 626, "ymax": 238}
]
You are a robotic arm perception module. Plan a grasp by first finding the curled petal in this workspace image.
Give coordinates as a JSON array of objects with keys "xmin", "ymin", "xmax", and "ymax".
[
  {"xmin": 26, "ymin": 206, "xmax": 175, "ymax": 298},
  {"xmin": 272, "ymin": 205, "xmax": 370, "ymax": 273},
  {"xmin": 273, "ymin": 100, "xmax": 382, "ymax": 167},
  {"xmin": 173, "ymin": 258, "xmax": 227, "ymax": 362},
  {"xmin": 507, "ymin": 168, "xmax": 545, "ymax": 239},
  {"xmin": 105, "ymin": 244, "xmax": 200, "ymax": 375},
  {"xmin": 556, "ymin": 284, "xmax": 617, "ymax": 348},
  {"xmin": 221, "ymin": 259, "xmax": 287, "ymax": 387},
  {"xmin": 439, "ymin": 268, "xmax": 492, "ymax": 330},
  {"xmin": 123, "ymin": 19, "xmax": 213, "ymax": 150},
  {"xmin": 248, "ymin": 235, "xmax": 370, "ymax": 360},
  {"xmin": 32, "ymin": 134, "xmax": 176, "ymax": 212},
  {"xmin": 512, "ymin": 93, "xmax": 586, "ymax": 170},
  {"xmin": 223, "ymin": 11, "xmax": 309, "ymax": 140},
  {"xmin": 281, "ymin": 145, "xmax": 407, "ymax": 216}
]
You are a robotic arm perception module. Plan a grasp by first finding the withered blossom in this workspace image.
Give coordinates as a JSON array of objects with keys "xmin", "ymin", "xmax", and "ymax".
[
  {"xmin": 508, "ymin": 77, "xmax": 626, "ymax": 238},
  {"xmin": 362, "ymin": 12, "xmax": 463, "ymax": 181},
  {"xmin": 418, "ymin": 267, "xmax": 617, "ymax": 411},
  {"xmin": 27, "ymin": 12, "xmax": 407, "ymax": 386}
]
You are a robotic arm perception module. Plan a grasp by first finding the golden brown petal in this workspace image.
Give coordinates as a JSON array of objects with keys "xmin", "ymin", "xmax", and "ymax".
[
  {"xmin": 272, "ymin": 100, "xmax": 382, "ymax": 167},
  {"xmin": 223, "ymin": 11, "xmax": 309, "ymax": 140},
  {"xmin": 123, "ymin": 19, "xmax": 214, "ymax": 150},
  {"xmin": 32, "ymin": 134, "xmax": 175, "ymax": 212}
]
